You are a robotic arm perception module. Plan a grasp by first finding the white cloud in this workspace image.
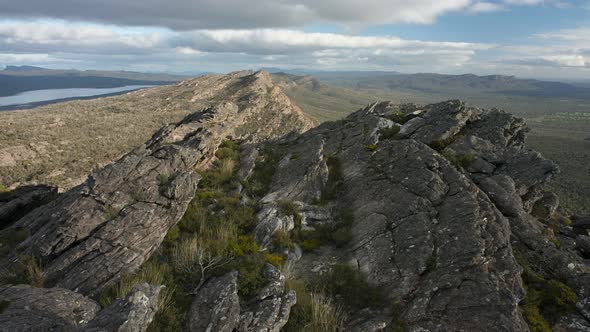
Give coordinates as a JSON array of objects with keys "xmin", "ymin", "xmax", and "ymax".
[{"xmin": 469, "ymin": 2, "xmax": 505, "ymax": 13}]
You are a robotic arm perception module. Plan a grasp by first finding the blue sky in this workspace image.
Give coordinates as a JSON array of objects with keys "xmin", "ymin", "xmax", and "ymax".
[{"xmin": 0, "ymin": 0, "xmax": 589, "ymax": 80}]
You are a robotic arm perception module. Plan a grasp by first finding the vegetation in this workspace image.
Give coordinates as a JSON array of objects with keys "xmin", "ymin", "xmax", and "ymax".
[
  {"xmin": 442, "ymin": 151, "xmax": 475, "ymax": 168},
  {"xmin": 429, "ymin": 137, "xmax": 457, "ymax": 151},
  {"xmin": 366, "ymin": 144, "xmax": 377, "ymax": 151},
  {"xmin": 0, "ymin": 255, "xmax": 45, "ymax": 287},
  {"xmin": 99, "ymin": 140, "xmax": 273, "ymax": 331},
  {"xmin": 243, "ymin": 146, "xmax": 282, "ymax": 198},
  {"xmin": 283, "ymin": 278, "xmax": 343, "ymax": 332},
  {"xmin": 515, "ymin": 252, "xmax": 577, "ymax": 331}
]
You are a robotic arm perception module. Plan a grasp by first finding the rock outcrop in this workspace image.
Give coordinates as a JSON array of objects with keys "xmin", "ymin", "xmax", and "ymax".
[
  {"xmin": 187, "ymin": 265, "xmax": 296, "ymax": 332},
  {"xmin": 252, "ymin": 100, "xmax": 590, "ymax": 331},
  {"xmin": 0, "ymin": 70, "xmax": 313, "ymax": 296},
  {"xmin": 0, "ymin": 185, "xmax": 57, "ymax": 228},
  {"xmin": 0, "ymin": 285, "xmax": 100, "ymax": 331}
]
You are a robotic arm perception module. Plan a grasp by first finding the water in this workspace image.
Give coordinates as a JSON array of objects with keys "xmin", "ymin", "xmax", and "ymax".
[{"xmin": 0, "ymin": 85, "xmax": 155, "ymax": 108}]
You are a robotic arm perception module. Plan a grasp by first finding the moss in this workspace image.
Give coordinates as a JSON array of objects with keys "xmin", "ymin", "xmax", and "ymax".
[
  {"xmin": 521, "ymin": 303, "xmax": 551, "ymax": 332},
  {"xmin": 379, "ymin": 126, "xmax": 400, "ymax": 140},
  {"xmin": 300, "ymin": 238, "xmax": 322, "ymax": 252},
  {"xmin": 366, "ymin": 144, "xmax": 377, "ymax": 151}
]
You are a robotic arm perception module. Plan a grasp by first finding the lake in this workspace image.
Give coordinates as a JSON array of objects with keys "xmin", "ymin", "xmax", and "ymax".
[{"xmin": 0, "ymin": 85, "xmax": 155, "ymax": 109}]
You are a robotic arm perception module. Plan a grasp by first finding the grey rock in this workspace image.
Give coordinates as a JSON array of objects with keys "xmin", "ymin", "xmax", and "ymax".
[
  {"xmin": 187, "ymin": 271, "xmax": 241, "ymax": 332},
  {"xmin": 0, "ymin": 185, "xmax": 57, "ymax": 228},
  {"xmin": 239, "ymin": 264, "xmax": 296, "ymax": 332},
  {"xmin": 84, "ymin": 283, "xmax": 162, "ymax": 332},
  {"xmin": 0, "ymin": 285, "xmax": 100, "ymax": 332},
  {"xmin": 254, "ymin": 204, "xmax": 296, "ymax": 249},
  {"xmin": 532, "ymin": 191, "xmax": 560, "ymax": 219}
]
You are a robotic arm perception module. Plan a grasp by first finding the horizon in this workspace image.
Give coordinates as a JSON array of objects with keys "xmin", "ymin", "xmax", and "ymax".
[{"xmin": 0, "ymin": 1, "xmax": 589, "ymax": 80}]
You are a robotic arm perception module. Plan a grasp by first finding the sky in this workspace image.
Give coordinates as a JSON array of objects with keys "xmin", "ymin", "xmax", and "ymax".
[{"xmin": 0, "ymin": 0, "xmax": 589, "ymax": 80}]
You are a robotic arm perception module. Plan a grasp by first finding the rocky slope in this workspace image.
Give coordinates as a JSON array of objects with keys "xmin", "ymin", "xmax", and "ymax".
[{"xmin": 0, "ymin": 72, "xmax": 588, "ymax": 331}]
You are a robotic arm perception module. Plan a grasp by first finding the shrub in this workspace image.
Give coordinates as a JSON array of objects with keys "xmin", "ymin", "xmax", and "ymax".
[
  {"xmin": 271, "ymin": 230, "xmax": 294, "ymax": 251},
  {"xmin": 430, "ymin": 136, "xmax": 457, "ymax": 151},
  {"xmin": 323, "ymin": 264, "xmax": 384, "ymax": 309},
  {"xmin": 235, "ymin": 255, "xmax": 268, "ymax": 298},
  {"xmin": 164, "ymin": 225, "xmax": 180, "ymax": 244},
  {"xmin": 379, "ymin": 126, "xmax": 400, "ymax": 140},
  {"xmin": 516, "ymin": 251, "xmax": 577, "ymax": 328},
  {"xmin": 228, "ymin": 235, "xmax": 259, "ymax": 257},
  {"xmin": 263, "ymin": 253, "xmax": 284, "ymax": 268}
]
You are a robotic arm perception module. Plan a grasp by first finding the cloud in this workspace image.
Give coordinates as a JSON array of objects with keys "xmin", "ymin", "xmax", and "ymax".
[
  {"xmin": 0, "ymin": 0, "xmax": 473, "ymax": 30},
  {"xmin": 469, "ymin": 2, "xmax": 505, "ymax": 13}
]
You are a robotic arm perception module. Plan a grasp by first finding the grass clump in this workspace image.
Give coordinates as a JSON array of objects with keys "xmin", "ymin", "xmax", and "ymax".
[
  {"xmin": 271, "ymin": 230, "xmax": 294, "ymax": 251},
  {"xmin": 283, "ymin": 278, "xmax": 343, "ymax": 332},
  {"xmin": 366, "ymin": 144, "xmax": 377, "ymax": 151},
  {"xmin": 102, "ymin": 204, "xmax": 121, "ymax": 220},
  {"xmin": 429, "ymin": 136, "xmax": 458, "ymax": 151},
  {"xmin": 379, "ymin": 126, "xmax": 400, "ymax": 140},
  {"xmin": 263, "ymin": 253, "xmax": 284, "ymax": 268},
  {"xmin": 515, "ymin": 252, "xmax": 577, "ymax": 330},
  {"xmin": 1, "ymin": 255, "xmax": 45, "ymax": 287},
  {"xmin": 442, "ymin": 151, "xmax": 475, "ymax": 168}
]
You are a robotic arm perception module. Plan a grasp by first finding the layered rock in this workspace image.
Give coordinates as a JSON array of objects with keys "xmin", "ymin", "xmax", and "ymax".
[
  {"xmin": 252, "ymin": 100, "xmax": 589, "ymax": 331},
  {"xmin": 0, "ymin": 70, "xmax": 313, "ymax": 296}
]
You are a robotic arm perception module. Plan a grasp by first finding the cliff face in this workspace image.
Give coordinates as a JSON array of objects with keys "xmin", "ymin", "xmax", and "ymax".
[{"xmin": 0, "ymin": 73, "xmax": 589, "ymax": 332}]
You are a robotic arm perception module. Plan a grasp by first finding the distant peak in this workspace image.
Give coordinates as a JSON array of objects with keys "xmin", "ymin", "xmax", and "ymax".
[{"xmin": 4, "ymin": 65, "xmax": 48, "ymax": 71}]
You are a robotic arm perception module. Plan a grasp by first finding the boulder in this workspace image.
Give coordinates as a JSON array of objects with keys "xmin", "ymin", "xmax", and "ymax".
[{"xmin": 0, "ymin": 285, "xmax": 100, "ymax": 331}]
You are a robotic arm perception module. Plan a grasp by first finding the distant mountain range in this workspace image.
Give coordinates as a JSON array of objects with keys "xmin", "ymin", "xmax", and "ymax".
[{"xmin": 0, "ymin": 66, "xmax": 192, "ymax": 97}]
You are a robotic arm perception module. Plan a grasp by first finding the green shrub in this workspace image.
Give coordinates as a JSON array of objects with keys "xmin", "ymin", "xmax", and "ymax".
[
  {"xmin": 235, "ymin": 255, "xmax": 268, "ymax": 298},
  {"xmin": 164, "ymin": 225, "xmax": 180, "ymax": 244},
  {"xmin": 516, "ymin": 251, "xmax": 578, "ymax": 328},
  {"xmin": 379, "ymin": 126, "xmax": 400, "ymax": 140},
  {"xmin": 228, "ymin": 235, "xmax": 259, "ymax": 256},
  {"xmin": 264, "ymin": 253, "xmax": 284, "ymax": 268},
  {"xmin": 323, "ymin": 264, "xmax": 384, "ymax": 309}
]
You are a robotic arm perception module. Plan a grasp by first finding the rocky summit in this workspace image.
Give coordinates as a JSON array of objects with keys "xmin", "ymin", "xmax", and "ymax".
[{"xmin": 0, "ymin": 71, "xmax": 589, "ymax": 332}]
